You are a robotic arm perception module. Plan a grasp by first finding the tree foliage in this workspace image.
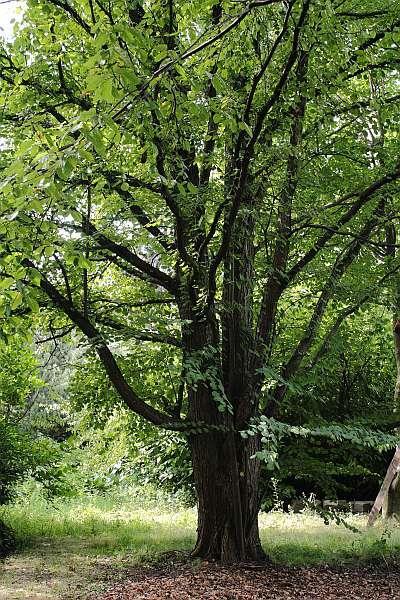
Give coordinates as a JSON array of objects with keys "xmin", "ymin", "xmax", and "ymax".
[{"xmin": 0, "ymin": 338, "xmax": 42, "ymax": 503}]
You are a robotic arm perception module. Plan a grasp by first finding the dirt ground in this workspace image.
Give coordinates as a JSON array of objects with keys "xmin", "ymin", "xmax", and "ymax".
[{"xmin": 97, "ymin": 561, "xmax": 400, "ymax": 600}]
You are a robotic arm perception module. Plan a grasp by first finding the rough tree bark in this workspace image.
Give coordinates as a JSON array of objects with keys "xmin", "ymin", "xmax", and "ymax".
[
  {"xmin": 189, "ymin": 424, "xmax": 264, "ymax": 562},
  {"xmin": 185, "ymin": 357, "xmax": 265, "ymax": 562},
  {"xmin": 177, "ymin": 223, "xmax": 265, "ymax": 563}
]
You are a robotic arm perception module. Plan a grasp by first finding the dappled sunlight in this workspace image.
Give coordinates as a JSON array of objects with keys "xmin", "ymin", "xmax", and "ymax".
[{"xmin": 0, "ymin": 546, "xmax": 132, "ymax": 600}]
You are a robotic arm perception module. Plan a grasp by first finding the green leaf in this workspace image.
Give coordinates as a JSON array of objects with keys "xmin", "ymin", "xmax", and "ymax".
[
  {"xmin": 0, "ymin": 278, "xmax": 14, "ymax": 290},
  {"xmin": 10, "ymin": 292, "xmax": 23, "ymax": 310}
]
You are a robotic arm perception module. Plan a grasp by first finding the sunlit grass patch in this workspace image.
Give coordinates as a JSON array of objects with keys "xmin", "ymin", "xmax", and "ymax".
[
  {"xmin": 0, "ymin": 489, "xmax": 196, "ymax": 599},
  {"xmin": 1, "ymin": 489, "xmax": 196, "ymax": 557},
  {"xmin": 260, "ymin": 510, "xmax": 400, "ymax": 565}
]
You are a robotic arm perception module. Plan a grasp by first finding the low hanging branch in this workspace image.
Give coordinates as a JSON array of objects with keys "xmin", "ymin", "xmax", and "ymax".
[{"xmin": 94, "ymin": 314, "xmax": 182, "ymax": 347}]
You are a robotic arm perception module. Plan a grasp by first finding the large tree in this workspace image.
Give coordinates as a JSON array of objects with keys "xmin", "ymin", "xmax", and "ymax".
[{"xmin": 1, "ymin": 0, "xmax": 400, "ymax": 561}]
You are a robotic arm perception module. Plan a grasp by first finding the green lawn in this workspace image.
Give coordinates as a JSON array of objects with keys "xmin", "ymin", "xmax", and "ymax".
[{"xmin": 1, "ymin": 489, "xmax": 400, "ymax": 599}]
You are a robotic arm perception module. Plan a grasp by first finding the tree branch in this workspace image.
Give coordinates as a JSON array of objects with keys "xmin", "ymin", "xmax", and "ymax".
[
  {"xmin": 45, "ymin": 0, "xmax": 93, "ymax": 36},
  {"xmin": 286, "ymin": 165, "xmax": 400, "ymax": 285},
  {"xmin": 337, "ymin": 11, "xmax": 388, "ymax": 19},
  {"xmin": 208, "ymin": 0, "xmax": 311, "ymax": 290},
  {"xmin": 90, "ymin": 296, "xmax": 175, "ymax": 308},
  {"xmin": 252, "ymin": 48, "xmax": 309, "ymax": 385},
  {"xmin": 23, "ymin": 259, "xmax": 179, "ymax": 428},
  {"xmin": 94, "ymin": 315, "xmax": 182, "ymax": 347},
  {"xmin": 84, "ymin": 219, "xmax": 177, "ymax": 293},
  {"xmin": 112, "ymin": 0, "xmax": 283, "ymax": 120},
  {"xmin": 264, "ymin": 201, "xmax": 385, "ymax": 417},
  {"xmin": 103, "ymin": 171, "xmax": 175, "ymax": 253}
]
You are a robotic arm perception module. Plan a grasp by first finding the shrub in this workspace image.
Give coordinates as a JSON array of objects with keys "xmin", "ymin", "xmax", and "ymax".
[{"xmin": 0, "ymin": 421, "xmax": 33, "ymax": 504}]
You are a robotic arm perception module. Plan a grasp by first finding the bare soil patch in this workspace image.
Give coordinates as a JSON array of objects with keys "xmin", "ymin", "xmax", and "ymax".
[{"xmin": 97, "ymin": 561, "xmax": 400, "ymax": 600}]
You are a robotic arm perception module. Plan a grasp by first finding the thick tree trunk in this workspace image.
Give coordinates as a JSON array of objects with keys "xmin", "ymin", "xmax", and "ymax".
[
  {"xmin": 188, "ymin": 195, "xmax": 265, "ymax": 563},
  {"xmin": 176, "ymin": 193, "xmax": 265, "ymax": 562},
  {"xmin": 190, "ymin": 427, "xmax": 265, "ymax": 563}
]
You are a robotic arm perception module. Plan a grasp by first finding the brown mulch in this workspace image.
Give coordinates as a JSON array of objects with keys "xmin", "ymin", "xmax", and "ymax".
[{"xmin": 97, "ymin": 560, "xmax": 400, "ymax": 600}]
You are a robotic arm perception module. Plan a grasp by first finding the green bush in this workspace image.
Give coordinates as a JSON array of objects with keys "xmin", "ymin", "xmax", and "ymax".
[
  {"xmin": 0, "ymin": 421, "xmax": 33, "ymax": 504},
  {"xmin": 134, "ymin": 430, "xmax": 194, "ymax": 500},
  {"xmin": 0, "ymin": 420, "xmax": 76, "ymax": 504}
]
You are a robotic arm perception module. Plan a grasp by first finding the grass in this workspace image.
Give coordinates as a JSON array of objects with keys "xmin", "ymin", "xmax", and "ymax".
[
  {"xmin": 0, "ymin": 487, "xmax": 196, "ymax": 599},
  {"xmin": 1, "ymin": 486, "xmax": 400, "ymax": 599},
  {"xmin": 260, "ymin": 511, "xmax": 400, "ymax": 565},
  {"xmin": 2, "ymin": 487, "xmax": 195, "ymax": 559}
]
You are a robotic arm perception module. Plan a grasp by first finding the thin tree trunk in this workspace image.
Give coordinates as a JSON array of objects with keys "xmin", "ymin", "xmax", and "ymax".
[
  {"xmin": 369, "ymin": 446, "xmax": 400, "ymax": 526},
  {"xmin": 381, "ymin": 216, "xmax": 400, "ymax": 518},
  {"xmin": 392, "ymin": 318, "xmax": 400, "ymax": 408},
  {"xmin": 383, "ymin": 316, "xmax": 400, "ymax": 519},
  {"xmin": 382, "ymin": 469, "xmax": 400, "ymax": 519}
]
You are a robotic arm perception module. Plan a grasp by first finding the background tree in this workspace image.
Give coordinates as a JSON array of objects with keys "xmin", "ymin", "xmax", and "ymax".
[
  {"xmin": 382, "ymin": 224, "xmax": 400, "ymax": 518},
  {"xmin": 0, "ymin": 337, "xmax": 42, "ymax": 504},
  {"xmin": 1, "ymin": 0, "xmax": 400, "ymax": 562},
  {"xmin": 0, "ymin": 336, "xmax": 70, "ymax": 503}
]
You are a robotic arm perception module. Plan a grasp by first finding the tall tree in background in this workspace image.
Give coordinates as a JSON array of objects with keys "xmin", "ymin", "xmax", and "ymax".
[
  {"xmin": 381, "ymin": 224, "xmax": 400, "ymax": 518},
  {"xmin": 363, "ymin": 74, "xmax": 400, "ymax": 522},
  {"xmin": 1, "ymin": 1, "xmax": 400, "ymax": 561}
]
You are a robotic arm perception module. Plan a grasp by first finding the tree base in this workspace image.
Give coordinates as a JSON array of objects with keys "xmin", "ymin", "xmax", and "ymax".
[{"xmin": 190, "ymin": 526, "xmax": 267, "ymax": 565}]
